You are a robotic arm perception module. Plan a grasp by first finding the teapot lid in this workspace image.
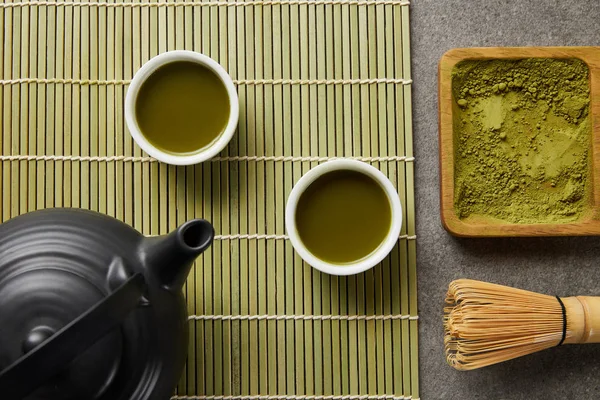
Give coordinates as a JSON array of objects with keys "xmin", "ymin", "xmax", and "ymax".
[
  {"xmin": 0, "ymin": 209, "xmax": 144, "ymax": 399},
  {"xmin": 0, "ymin": 260, "xmax": 125, "ymax": 399}
]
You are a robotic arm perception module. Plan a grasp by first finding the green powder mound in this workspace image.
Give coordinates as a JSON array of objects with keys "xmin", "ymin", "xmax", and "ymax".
[{"xmin": 452, "ymin": 58, "xmax": 591, "ymax": 224}]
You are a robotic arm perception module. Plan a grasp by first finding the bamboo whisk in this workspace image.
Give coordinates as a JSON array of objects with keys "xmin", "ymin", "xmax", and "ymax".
[{"xmin": 444, "ymin": 279, "xmax": 600, "ymax": 370}]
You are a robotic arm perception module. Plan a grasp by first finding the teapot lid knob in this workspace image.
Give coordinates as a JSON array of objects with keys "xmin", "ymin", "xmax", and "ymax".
[{"xmin": 22, "ymin": 327, "xmax": 55, "ymax": 354}]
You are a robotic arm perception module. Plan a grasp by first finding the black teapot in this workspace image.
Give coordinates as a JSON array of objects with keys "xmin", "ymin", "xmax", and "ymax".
[{"xmin": 0, "ymin": 208, "xmax": 214, "ymax": 400}]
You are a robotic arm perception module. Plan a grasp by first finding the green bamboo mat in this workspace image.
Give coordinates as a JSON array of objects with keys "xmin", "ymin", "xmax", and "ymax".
[{"xmin": 0, "ymin": 1, "xmax": 418, "ymax": 399}]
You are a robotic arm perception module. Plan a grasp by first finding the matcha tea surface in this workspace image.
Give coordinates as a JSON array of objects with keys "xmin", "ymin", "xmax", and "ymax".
[
  {"xmin": 452, "ymin": 58, "xmax": 591, "ymax": 224},
  {"xmin": 135, "ymin": 61, "xmax": 230, "ymax": 154},
  {"xmin": 295, "ymin": 170, "xmax": 392, "ymax": 264}
]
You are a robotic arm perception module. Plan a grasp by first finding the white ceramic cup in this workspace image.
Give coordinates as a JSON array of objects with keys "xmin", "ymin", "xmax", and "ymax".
[
  {"xmin": 285, "ymin": 159, "xmax": 403, "ymax": 276},
  {"xmin": 125, "ymin": 50, "xmax": 239, "ymax": 165}
]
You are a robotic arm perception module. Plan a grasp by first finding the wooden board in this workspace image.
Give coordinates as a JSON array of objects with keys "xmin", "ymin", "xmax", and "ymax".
[
  {"xmin": 439, "ymin": 46, "xmax": 600, "ymax": 237},
  {"xmin": 0, "ymin": 1, "xmax": 419, "ymax": 399}
]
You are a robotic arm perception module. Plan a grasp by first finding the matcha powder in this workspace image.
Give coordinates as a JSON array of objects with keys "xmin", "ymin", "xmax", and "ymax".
[{"xmin": 452, "ymin": 58, "xmax": 591, "ymax": 224}]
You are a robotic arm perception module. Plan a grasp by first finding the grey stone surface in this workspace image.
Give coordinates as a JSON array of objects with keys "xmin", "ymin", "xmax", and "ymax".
[{"xmin": 412, "ymin": 1, "xmax": 600, "ymax": 399}]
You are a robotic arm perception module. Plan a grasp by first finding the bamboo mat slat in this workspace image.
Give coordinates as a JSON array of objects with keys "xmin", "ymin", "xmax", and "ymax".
[{"xmin": 0, "ymin": 1, "xmax": 419, "ymax": 399}]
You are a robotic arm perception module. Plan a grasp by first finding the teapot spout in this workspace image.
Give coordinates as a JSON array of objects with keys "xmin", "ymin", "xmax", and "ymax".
[{"xmin": 142, "ymin": 219, "xmax": 214, "ymax": 290}]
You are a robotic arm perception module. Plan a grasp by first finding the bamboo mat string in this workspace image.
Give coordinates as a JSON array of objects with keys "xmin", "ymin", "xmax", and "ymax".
[
  {"xmin": 187, "ymin": 314, "xmax": 420, "ymax": 321},
  {"xmin": 0, "ymin": 77, "xmax": 413, "ymax": 85},
  {"xmin": 0, "ymin": 0, "xmax": 411, "ymax": 8},
  {"xmin": 0, "ymin": 154, "xmax": 416, "ymax": 162},
  {"xmin": 213, "ymin": 233, "xmax": 416, "ymax": 241},
  {"xmin": 170, "ymin": 396, "xmax": 418, "ymax": 400}
]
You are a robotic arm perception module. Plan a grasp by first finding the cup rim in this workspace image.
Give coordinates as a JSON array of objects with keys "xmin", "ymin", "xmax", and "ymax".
[
  {"xmin": 285, "ymin": 159, "xmax": 403, "ymax": 276},
  {"xmin": 124, "ymin": 50, "xmax": 239, "ymax": 166}
]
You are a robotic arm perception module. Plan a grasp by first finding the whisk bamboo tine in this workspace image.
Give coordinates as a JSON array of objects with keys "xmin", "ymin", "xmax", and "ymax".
[{"xmin": 444, "ymin": 279, "xmax": 600, "ymax": 370}]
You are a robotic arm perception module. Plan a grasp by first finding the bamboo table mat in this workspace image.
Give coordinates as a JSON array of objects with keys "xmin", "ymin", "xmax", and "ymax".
[{"xmin": 0, "ymin": 0, "xmax": 418, "ymax": 399}]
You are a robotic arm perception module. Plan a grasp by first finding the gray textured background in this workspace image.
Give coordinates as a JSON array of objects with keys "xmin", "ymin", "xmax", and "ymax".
[{"xmin": 412, "ymin": 1, "xmax": 600, "ymax": 398}]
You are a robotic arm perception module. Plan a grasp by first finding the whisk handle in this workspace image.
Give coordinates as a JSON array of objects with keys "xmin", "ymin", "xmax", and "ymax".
[{"xmin": 563, "ymin": 296, "xmax": 600, "ymax": 344}]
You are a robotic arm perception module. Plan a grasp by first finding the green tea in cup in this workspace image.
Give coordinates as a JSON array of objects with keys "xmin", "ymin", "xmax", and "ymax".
[
  {"xmin": 125, "ymin": 51, "xmax": 239, "ymax": 165},
  {"xmin": 295, "ymin": 169, "xmax": 391, "ymax": 264},
  {"xmin": 286, "ymin": 160, "xmax": 403, "ymax": 276},
  {"xmin": 135, "ymin": 61, "xmax": 230, "ymax": 154}
]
